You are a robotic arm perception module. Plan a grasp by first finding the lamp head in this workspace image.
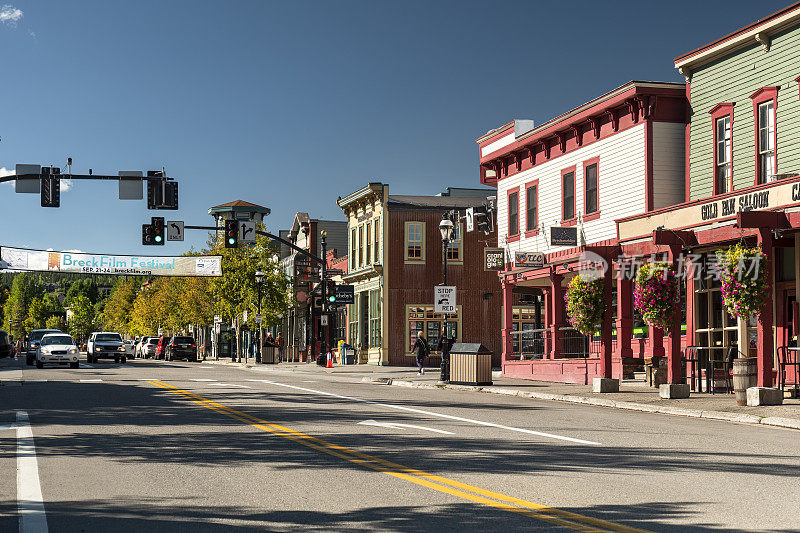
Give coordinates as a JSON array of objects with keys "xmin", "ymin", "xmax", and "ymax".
[{"xmin": 439, "ymin": 214, "xmax": 454, "ymax": 241}]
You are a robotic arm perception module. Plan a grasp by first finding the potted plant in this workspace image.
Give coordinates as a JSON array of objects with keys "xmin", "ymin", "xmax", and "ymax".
[
  {"xmin": 716, "ymin": 244, "xmax": 769, "ymax": 319},
  {"xmin": 634, "ymin": 262, "xmax": 680, "ymax": 332},
  {"xmin": 565, "ymin": 274, "xmax": 605, "ymax": 336}
]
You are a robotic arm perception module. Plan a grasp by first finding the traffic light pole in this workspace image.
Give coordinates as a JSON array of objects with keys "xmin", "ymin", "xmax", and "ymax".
[
  {"xmin": 321, "ymin": 232, "xmax": 328, "ymax": 362},
  {"xmin": 1, "ymin": 173, "xmax": 175, "ymax": 183}
]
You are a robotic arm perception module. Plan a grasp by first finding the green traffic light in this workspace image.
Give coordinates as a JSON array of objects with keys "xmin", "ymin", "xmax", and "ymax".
[
  {"xmin": 155, "ymin": 236, "xmax": 162, "ymax": 243},
  {"xmin": 228, "ymin": 238, "xmax": 235, "ymax": 245},
  {"xmin": 328, "ymin": 296, "xmax": 336, "ymax": 302}
]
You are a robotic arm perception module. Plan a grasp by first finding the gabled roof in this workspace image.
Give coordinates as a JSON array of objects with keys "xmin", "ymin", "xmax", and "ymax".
[
  {"xmin": 674, "ymin": 2, "xmax": 800, "ymax": 70},
  {"xmin": 210, "ymin": 200, "xmax": 268, "ymax": 210}
]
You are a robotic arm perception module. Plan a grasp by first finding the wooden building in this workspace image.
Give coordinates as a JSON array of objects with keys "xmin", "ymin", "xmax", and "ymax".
[{"xmin": 337, "ymin": 183, "xmax": 502, "ymax": 366}]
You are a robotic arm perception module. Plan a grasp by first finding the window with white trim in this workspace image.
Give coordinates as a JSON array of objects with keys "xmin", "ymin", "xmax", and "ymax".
[
  {"xmin": 716, "ymin": 116, "xmax": 731, "ymax": 193},
  {"xmin": 757, "ymin": 101, "xmax": 775, "ymax": 183}
]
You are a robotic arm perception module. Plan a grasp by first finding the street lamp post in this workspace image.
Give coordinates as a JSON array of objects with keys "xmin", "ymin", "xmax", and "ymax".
[
  {"xmin": 438, "ymin": 213, "xmax": 455, "ymax": 383},
  {"xmin": 255, "ymin": 269, "xmax": 264, "ymax": 363},
  {"xmin": 439, "ymin": 213, "xmax": 454, "ymax": 286}
]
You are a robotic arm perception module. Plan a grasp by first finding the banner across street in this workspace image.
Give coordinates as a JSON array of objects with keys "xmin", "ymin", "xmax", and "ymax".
[{"xmin": 0, "ymin": 246, "xmax": 223, "ymax": 277}]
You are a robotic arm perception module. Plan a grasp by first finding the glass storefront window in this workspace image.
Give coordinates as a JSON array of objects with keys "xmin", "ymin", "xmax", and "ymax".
[
  {"xmin": 369, "ymin": 289, "xmax": 381, "ymax": 348},
  {"xmin": 407, "ymin": 305, "xmax": 459, "ymax": 352}
]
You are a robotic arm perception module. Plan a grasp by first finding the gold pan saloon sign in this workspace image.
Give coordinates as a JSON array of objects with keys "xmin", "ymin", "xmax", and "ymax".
[{"xmin": 0, "ymin": 247, "xmax": 222, "ymax": 277}]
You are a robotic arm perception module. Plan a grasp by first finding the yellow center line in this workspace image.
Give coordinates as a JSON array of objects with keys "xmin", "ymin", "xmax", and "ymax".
[{"xmin": 147, "ymin": 380, "xmax": 651, "ymax": 533}]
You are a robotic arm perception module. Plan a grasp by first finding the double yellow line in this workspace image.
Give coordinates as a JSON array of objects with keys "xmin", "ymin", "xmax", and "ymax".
[{"xmin": 147, "ymin": 380, "xmax": 650, "ymax": 533}]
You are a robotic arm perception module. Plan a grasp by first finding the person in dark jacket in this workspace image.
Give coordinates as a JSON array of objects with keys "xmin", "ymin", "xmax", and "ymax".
[
  {"xmin": 412, "ymin": 331, "xmax": 428, "ymax": 375},
  {"xmin": 436, "ymin": 325, "xmax": 455, "ymax": 382}
]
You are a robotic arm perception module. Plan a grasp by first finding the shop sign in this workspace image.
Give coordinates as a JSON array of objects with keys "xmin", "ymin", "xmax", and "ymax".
[
  {"xmin": 514, "ymin": 252, "xmax": 545, "ymax": 268},
  {"xmin": 334, "ymin": 284, "xmax": 355, "ymax": 304},
  {"xmin": 434, "ymin": 286, "xmax": 456, "ymax": 314},
  {"xmin": 550, "ymin": 226, "xmax": 578, "ymax": 246},
  {"xmin": 618, "ymin": 177, "xmax": 800, "ymax": 241},
  {"xmin": 484, "ymin": 247, "xmax": 505, "ymax": 271}
]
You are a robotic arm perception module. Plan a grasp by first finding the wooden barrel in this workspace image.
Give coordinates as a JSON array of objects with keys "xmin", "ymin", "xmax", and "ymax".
[{"xmin": 732, "ymin": 357, "xmax": 758, "ymax": 406}]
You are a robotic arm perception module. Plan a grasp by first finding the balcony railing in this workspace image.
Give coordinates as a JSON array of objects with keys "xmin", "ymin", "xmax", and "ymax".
[
  {"xmin": 558, "ymin": 327, "xmax": 602, "ymax": 359},
  {"xmin": 510, "ymin": 328, "xmax": 549, "ymax": 360}
]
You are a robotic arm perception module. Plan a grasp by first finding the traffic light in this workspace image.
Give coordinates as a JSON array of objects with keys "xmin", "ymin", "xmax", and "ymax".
[
  {"xmin": 473, "ymin": 204, "xmax": 493, "ymax": 234},
  {"xmin": 224, "ymin": 219, "xmax": 238, "ymax": 248},
  {"xmin": 326, "ymin": 280, "xmax": 336, "ymax": 304},
  {"xmin": 40, "ymin": 166, "xmax": 60, "ymax": 207},
  {"xmin": 142, "ymin": 223, "xmax": 155, "ymax": 245},
  {"xmin": 146, "ymin": 171, "xmax": 178, "ymax": 210},
  {"xmin": 152, "ymin": 217, "xmax": 165, "ymax": 245}
]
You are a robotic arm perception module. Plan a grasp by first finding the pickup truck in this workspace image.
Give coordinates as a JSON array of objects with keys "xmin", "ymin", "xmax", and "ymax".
[{"xmin": 87, "ymin": 332, "xmax": 127, "ymax": 364}]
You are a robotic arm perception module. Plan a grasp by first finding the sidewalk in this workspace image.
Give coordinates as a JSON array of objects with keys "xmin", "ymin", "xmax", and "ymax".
[{"xmin": 205, "ymin": 358, "xmax": 800, "ymax": 431}]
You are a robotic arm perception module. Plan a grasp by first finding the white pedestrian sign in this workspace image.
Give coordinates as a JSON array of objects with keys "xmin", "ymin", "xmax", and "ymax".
[
  {"xmin": 434, "ymin": 286, "xmax": 456, "ymax": 314},
  {"xmin": 166, "ymin": 220, "xmax": 184, "ymax": 241},
  {"xmin": 240, "ymin": 221, "xmax": 256, "ymax": 243}
]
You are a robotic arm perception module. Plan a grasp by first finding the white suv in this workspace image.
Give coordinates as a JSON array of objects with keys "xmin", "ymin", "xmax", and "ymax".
[
  {"xmin": 36, "ymin": 333, "xmax": 80, "ymax": 369},
  {"xmin": 87, "ymin": 332, "xmax": 127, "ymax": 364}
]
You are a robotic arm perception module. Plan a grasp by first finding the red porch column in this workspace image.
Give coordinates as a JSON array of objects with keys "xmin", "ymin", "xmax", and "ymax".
[
  {"xmin": 666, "ymin": 244, "xmax": 683, "ymax": 383},
  {"xmin": 649, "ymin": 326, "xmax": 665, "ymax": 357},
  {"xmin": 543, "ymin": 288, "xmax": 552, "ymax": 358},
  {"xmin": 757, "ymin": 228, "xmax": 774, "ymax": 386},
  {"xmin": 550, "ymin": 270, "xmax": 564, "ymax": 359},
  {"xmin": 600, "ymin": 266, "xmax": 613, "ymax": 378},
  {"xmin": 615, "ymin": 274, "xmax": 634, "ymax": 358},
  {"xmin": 501, "ymin": 278, "xmax": 514, "ymax": 365}
]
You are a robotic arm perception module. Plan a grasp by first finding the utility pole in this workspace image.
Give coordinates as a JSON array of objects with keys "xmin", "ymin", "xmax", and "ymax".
[{"xmin": 321, "ymin": 231, "xmax": 328, "ymax": 360}]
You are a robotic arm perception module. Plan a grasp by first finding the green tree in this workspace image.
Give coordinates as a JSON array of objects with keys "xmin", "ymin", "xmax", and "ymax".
[
  {"xmin": 65, "ymin": 279, "xmax": 100, "ymax": 306},
  {"xmin": 208, "ymin": 228, "xmax": 289, "ymax": 360},
  {"xmin": 68, "ymin": 295, "xmax": 95, "ymax": 343},
  {"xmin": 3, "ymin": 274, "xmax": 44, "ymax": 338},
  {"xmin": 24, "ymin": 297, "xmax": 49, "ymax": 331},
  {"xmin": 100, "ymin": 278, "xmax": 138, "ymax": 333}
]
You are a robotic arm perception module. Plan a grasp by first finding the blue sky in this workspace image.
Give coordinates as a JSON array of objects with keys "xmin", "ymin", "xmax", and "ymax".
[{"xmin": 0, "ymin": 0, "xmax": 790, "ymax": 257}]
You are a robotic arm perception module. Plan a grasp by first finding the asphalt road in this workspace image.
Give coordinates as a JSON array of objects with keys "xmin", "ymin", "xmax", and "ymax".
[{"xmin": 1, "ymin": 356, "xmax": 800, "ymax": 532}]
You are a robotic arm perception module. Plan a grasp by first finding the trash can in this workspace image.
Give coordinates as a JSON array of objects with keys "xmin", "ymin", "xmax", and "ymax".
[
  {"xmin": 261, "ymin": 346, "xmax": 276, "ymax": 364},
  {"xmin": 340, "ymin": 344, "xmax": 356, "ymax": 365},
  {"xmin": 449, "ymin": 343, "xmax": 493, "ymax": 386}
]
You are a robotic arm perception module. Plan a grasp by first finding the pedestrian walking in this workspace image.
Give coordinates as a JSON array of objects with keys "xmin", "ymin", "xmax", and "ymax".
[
  {"xmin": 275, "ymin": 333, "xmax": 285, "ymax": 363},
  {"xmin": 411, "ymin": 331, "xmax": 429, "ymax": 375},
  {"xmin": 436, "ymin": 324, "xmax": 455, "ymax": 383}
]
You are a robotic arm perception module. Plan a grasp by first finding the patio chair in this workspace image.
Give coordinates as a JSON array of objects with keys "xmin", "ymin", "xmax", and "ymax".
[{"xmin": 777, "ymin": 346, "xmax": 800, "ymax": 392}]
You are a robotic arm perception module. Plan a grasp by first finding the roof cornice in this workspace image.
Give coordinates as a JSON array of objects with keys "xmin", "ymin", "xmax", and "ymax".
[{"xmin": 674, "ymin": 2, "xmax": 800, "ymax": 71}]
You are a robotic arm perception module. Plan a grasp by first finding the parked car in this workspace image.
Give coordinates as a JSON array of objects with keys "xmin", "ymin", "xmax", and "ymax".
[
  {"xmin": 35, "ymin": 333, "xmax": 80, "ymax": 369},
  {"xmin": 87, "ymin": 332, "xmax": 127, "ymax": 364},
  {"xmin": 144, "ymin": 337, "xmax": 159, "ymax": 358},
  {"xmin": 135, "ymin": 337, "xmax": 149, "ymax": 357},
  {"xmin": 154, "ymin": 336, "xmax": 169, "ymax": 359},
  {"xmin": 123, "ymin": 340, "xmax": 135, "ymax": 358},
  {"xmin": 165, "ymin": 336, "xmax": 198, "ymax": 362},
  {"xmin": 26, "ymin": 329, "xmax": 63, "ymax": 365},
  {"xmin": 0, "ymin": 330, "xmax": 14, "ymax": 359}
]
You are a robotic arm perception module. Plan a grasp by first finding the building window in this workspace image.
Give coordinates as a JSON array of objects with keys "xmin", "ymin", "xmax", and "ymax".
[
  {"xmin": 374, "ymin": 217, "xmax": 380, "ymax": 264},
  {"xmin": 405, "ymin": 221, "xmax": 425, "ymax": 261},
  {"xmin": 358, "ymin": 224, "xmax": 364, "ymax": 267},
  {"xmin": 562, "ymin": 167, "xmax": 576, "ymax": 220},
  {"xmin": 757, "ymin": 102, "xmax": 775, "ymax": 183},
  {"xmin": 716, "ymin": 116, "xmax": 732, "ymax": 193},
  {"xmin": 336, "ymin": 307, "xmax": 347, "ymax": 343},
  {"xmin": 525, "ymin": 182, "xmax": 538, "ymax": 233},
  {"xmin": 348, "ymin": 301, "xmax": 358, "ymax": 347},
  {"xmin": 584, "ymin": 160, "xmax": 599, "ymax": 214},
  {"xmin": 350, "ymin": 228, "xmax": 356, "ymax": 270},
  {"xmin": 366, "ymin": 222, "xmax": 372, "ymax": 266},
  {"xmin": 447, "ymin": 223, "xmax": 462, "ymax": 261},
  {"xmin": 369, "ymin": 289, "xmax": 381, "ymax": 348},
  {"xmin": 750, "ymin": 87, "xmax": 778, "ymax": 184},
  {"xmin": 406, "ymin": 305, "xmax": 460, "ymax": 353},
  {"xmin": 508, "ymin": 190, "xmax": 519, "ymax": 236},
  {"xmin": 511, "ymin": 306, "xmax": 544, "ymax": 358}
]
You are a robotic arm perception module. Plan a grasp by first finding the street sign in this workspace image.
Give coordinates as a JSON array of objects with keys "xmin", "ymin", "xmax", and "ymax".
[
  {"xmin": 240, "ymin": 221, "xmax": 256, "ymax": 243},
  {"xmin": 325, "ymin": 268, "xmax": 344, "ymax": 277},
  {"xmin": 484, "ymin": 247, "xmax": 505, "ymax": 271},
  {"xmin": 15, "ymin": 164, "xmax": 41, "ymax": 193},
  {"xmin": 434, "ymin": 286, "xmax": 456, "ymax": 314},
  {"xmin": 320, "ymin": 314, "xmax": 329, "ymax": 326},
  {"xmin": 514, "ymin": 251, "xmax": 545, "ymax": 268},
  {"xmin": 214, "ymin": 315, "xmax": 222, "ymax": 324},
  {"xmin": 550, "ymin": 226, "xmax": 578, "ymax": 246},
  {"xmin": 255, "ymin": 314, "xmax": 263, "ymax": 323},
  {"xmin": 166, "ymin": 220, "xmax": 184, "ymax": 241},
  {"xmin": 118, "ymin": 171, "xmax": 144, "ymax": 200},
  {"xmin": 243, "ymin": 310, "xmax": 248, "ymax": 323},
  {"xmin": 334, "ymin": 284, "xmax": 354, "ymax": 304},
  {"xmin": 466, "ymin": 207, "xmax": 474, "ymax": 232}
]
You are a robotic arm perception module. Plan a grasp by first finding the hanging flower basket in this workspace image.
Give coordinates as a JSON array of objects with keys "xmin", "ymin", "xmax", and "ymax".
[
  {"xmin": 634, "ymin": 263, "xmax": 680, "ymax": 332},
  {"xmin": 565, "ymin": 274, "xmax": 605, "ymax": 336},
  {"xmin": 716, "ymin": 244, "xmax": 769, "ymax": 319}
]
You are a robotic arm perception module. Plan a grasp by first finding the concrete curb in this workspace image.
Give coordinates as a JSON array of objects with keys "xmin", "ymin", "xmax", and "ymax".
[{"xmin": 199, "ymin": 359, "xmax": 800, "ymax": 431}]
